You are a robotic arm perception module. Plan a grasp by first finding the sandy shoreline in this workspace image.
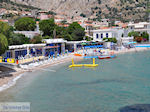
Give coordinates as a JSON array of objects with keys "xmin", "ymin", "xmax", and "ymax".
[
  {"xmin": 0, "ymin": 54, "xmax": 82, "ymax": 92},
  {"xmin": 0, "ymin": 47, "xmax": 149, "ymax": 92},
  {"xmin": 113, "ymin": 47, "xmax": 150, "ymax": 54}
]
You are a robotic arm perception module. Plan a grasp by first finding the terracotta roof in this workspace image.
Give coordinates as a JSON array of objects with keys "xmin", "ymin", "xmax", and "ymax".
[
  {"xmin": 56, "ymin": 23, "xmax": 69, "ymax": 27},
  {"xmin": 85, "ymin": 20, "xmax": 93, "ymax": 23},
  {"xmin": 63, "ymin": 24, "xmax": 69, "ymax": 27},
  {"xmin": 0, "ymin": 19, "xmax": 8, "ymax": 22},
  {"xmin": 78, "ymin": 21, "xmax": 82, "ymax": 24},
  {"xmin": 111, "ymin": 26, "xmax": 116, "ymax": 28},
  {"xmin": 100, "ymin": 27, "xmax": 109, "ymax": 29},
  {"xmin": 85, "ymin": 24, "xmax": 93, "ymax": 26},
  {"xmin": 122, "ymin": 24, "xmax": 128, "ymax": 28}
]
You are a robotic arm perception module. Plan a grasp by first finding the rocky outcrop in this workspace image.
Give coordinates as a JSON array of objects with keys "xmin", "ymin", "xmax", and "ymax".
[
  {"xmin": 10, "ymin": 0, "xmax": 148, "ymax": 21},
  {"xmin": 11, "ymin": 0, "xmax": 98, "ymax": 17}
]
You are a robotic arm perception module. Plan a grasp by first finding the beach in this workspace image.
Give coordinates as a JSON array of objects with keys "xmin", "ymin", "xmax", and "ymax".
[
  {"xmin": 0, "ymin": 54, "xmax": 83, "ymax": 92},
  {"xmin": 113, "ymin": 47, "xmax": 150, "ymax": 54},
  {"xmin": 0, "ymin": 47, "xmax": 149, "ymax": 92}
]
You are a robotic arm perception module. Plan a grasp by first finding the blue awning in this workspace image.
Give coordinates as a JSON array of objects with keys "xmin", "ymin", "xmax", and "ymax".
[
  {"xmin": 84, "ymin": 56, "xmax": 98, "ymax": 59},
  {"xmin": 127, "ymin": 41, "xmax": 137, "ymax": 44},
  {"xmin": 135, "ymin": 44, "xmax": 150, "ymax": 47},
  {"xmin": 84, "ymin": 45, "xmax": 103, "ymax": 48}
]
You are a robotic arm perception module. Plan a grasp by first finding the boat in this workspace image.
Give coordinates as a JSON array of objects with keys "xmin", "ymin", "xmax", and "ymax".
[
  {"xmin": 74, "ymin": 54, "xmax": 82, "ymax": 56},
  {"xmin": 98, "ymin": 55, "xmax": 116, "ymax": 59},
  {"xmin": 84, "ymin": 56, "xmax": 98, "ymax": 59}
]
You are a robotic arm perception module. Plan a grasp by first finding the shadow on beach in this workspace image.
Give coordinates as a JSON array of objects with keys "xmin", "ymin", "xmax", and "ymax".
[{"xmin": 0, "ymin": 66, "xmax": 16, "ymax": 78}]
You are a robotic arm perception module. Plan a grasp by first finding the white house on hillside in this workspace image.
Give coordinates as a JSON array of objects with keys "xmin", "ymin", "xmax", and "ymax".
[
  {"xmin": 92, "ymin": 27, "xmax": 124, "ymax": 42},
  {"xmin": 128, "ymin": 22, "xmax": 150, "ymax": 41}
]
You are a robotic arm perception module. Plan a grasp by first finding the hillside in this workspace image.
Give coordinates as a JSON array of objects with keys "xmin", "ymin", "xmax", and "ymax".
[
  {"xmin": 8, "ymin": 0, "xmax": 150, "ymax": 22},
  {"xmin": 0, "ymin": 0, "xmax": 40, "ymax": 12}
]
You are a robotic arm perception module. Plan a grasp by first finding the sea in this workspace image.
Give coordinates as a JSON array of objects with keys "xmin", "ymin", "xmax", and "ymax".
[{"xmin": 0, "ymin": 51, "xmax": 150, "ymax": 112}]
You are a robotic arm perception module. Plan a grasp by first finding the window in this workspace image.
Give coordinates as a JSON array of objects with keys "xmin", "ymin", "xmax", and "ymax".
[
  {"xmin": 106, "ymin": 33, "xmax": 109, "ymax": 38},
  {"xmin": 101, "ymin": 34, "xmax": 103, "ymax": 38},
  {"xmin": 96, "ymin": 34, "xmax": 99, "ymax": 39}
]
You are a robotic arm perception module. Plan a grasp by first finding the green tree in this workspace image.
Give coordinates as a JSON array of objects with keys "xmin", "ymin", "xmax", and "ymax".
[
  {"xmin": 97, "ymin": 0, "xmax": 101, "ymax": 4},
  {"xmin": 30, "ymin": 35, "xmax": 42, "ymax": 44},
  {"xmin": 15, "ymin": 17, "xmax": 36, "ymax": 31},
  {"xmin": 71, "ymin": 29, "xmax": 85, "ymax": 41},
  {"xmin": 128, "ymin": 31, "xmax": 140, "ymax": 37},
  {"xmin": 67, "ymin": 22, "xmax": 85, "ymax": 41},
  {"xmin": 111, "ymin": 38, "xmax": 117, "ymax": 43},
  {"xmin": 39, "ymin": 18, "xmax": 56, "ymax": 37},
  {"xmin": 8, "ymin": 33, "xmax": 30, "ymax": 45},
  {"xmin": 0, "ymin": 21, "xmax": 11, "ymax": 36},
  {"xmin": 141, "ymin": 32, "xmax": 149, "ymax": 41},
  {"xmin": 0, "ymin": 34, "xmax": 8, "ymax": 55},
  {"xmin": 0, "ymin": 21, "xmax": 14, "ymax": 46},
  {"xmin": 63, "ymin": 33, "xmax": 73, "ymax": 41},
  {"xmin": 55, "ymin": 26, "xmax": 68, "ymax": 38},
  {"xmin": 103, "ymin": 37, "xmax": 117, "ymax": 43},
  {"xmin": 46, "ymin": 11, "xmax": 56, "ymax": 15},
  {"xmin": 43, "ymin": 35, "xmax": 52, "ymax": 39},
  {"xmin": 54, "ymin": 25, "xmax": 73, "ymax": 40},
  {"xmin": 80, "ymin": 13, "xmax": 86, "ymax": 17},
  {"xmin": 56, "ymin": 26, "xmax": 73, "ymax": 40},
  {"xmin": 85, "ymin": 36, "xmax": 93, "ymax": 41},
  {"xmin": 61, "ymin": 20, "xmax": 67, "ymax": 25}
]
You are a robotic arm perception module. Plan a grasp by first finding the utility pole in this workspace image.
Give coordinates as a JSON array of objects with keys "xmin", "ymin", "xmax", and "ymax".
[
  {"xmin": 53, "ymin": 28, "xmax": 57, "ymax": 57},
  {"xmin": 53, "ymin": 29, "xmax": 56, "ymax": 39},
  {"xmin": 147, "ymin": 0, "xmax": 150, "ymax": 42},
  {"xmin": 148, "ymin": 0, "xmax": 150, "ymax": 22}
]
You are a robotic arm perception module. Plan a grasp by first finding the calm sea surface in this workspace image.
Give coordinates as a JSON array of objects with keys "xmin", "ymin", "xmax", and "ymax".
[{"xmin": 0, "ymin": 51, "xmax": 150, "ymax": 112}]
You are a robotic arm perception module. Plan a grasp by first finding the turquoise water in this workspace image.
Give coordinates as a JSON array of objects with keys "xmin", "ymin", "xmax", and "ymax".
[{"xmin": 0, "ymin": 51, "xmax": 150, "ymax": 112}]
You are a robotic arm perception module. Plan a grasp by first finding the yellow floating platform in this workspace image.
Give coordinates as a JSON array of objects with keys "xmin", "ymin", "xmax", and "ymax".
[
  {"xmin": 69, "ymin": 58, "xmax": 98, "ymax": 68},
  {"xmin": 83, "ymin": 64, "xmax": 98, "ymax": 67},
  {"xmin": 69, "ymin": 64, "xmax": 83, "ymax": 68}
]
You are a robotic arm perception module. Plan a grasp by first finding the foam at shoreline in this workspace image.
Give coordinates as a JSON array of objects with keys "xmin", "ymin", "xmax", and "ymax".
[
  {"xmin": 0, "ymin": 55, "xmax": 74, "ymax": 92},
  {"xmin": 0, "ymin": 73, "xmax": 24, "ymax": 92}
]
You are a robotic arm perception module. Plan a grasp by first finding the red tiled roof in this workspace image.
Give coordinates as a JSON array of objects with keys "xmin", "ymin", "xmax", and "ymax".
[
  {"xmin": 100, "ymin": 27, "xmax": 109, "ymax": 29},
  {"xmin": 85, "ymin": 24, "xmax": 93, "ymax": 26},
  {"xmin": 0, "ymin": 19, "xmax": 8, "ymax": 22}
]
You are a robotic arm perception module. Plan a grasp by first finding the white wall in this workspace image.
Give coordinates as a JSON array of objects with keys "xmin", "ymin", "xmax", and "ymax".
[
  {"xmin": 93, "ymin": 31, "xmax": 113, "ymax": 42},
  {"xmin": 14, "ymin": 31, "xmax": 41, "ymax": 38},
  {"xmin": 92, "ymin": 28, "xmax": 125, "ymax": 42}
]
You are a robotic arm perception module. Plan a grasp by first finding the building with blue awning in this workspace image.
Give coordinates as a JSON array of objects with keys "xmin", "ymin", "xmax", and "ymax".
[{"xmin": 42, "ymin": 39, "xmax": 67, "ymax": 57}]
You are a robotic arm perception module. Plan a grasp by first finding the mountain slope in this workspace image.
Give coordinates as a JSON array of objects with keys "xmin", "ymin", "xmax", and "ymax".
[
  {"xmin": 10, "ymin": 0, "xmax": 149, "ymax": 22},
  {"xmin": 0, "ymin": 0, "xmax": 40, "ymax": 12}
]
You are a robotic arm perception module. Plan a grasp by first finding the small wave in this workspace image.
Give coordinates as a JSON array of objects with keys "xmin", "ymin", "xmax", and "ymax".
[{"xmin": 0, "ymin": 73, "xmax": 24, "ymax": 92}]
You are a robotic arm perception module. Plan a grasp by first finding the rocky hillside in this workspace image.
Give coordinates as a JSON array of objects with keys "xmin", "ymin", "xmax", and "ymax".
[
  {"xmin": 9, "ymin": 0, "xmax": 150, "ymax": 22},
  {"xmin": 0, "ymin": 0, "xmax": 40, "ymax": 12}
]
